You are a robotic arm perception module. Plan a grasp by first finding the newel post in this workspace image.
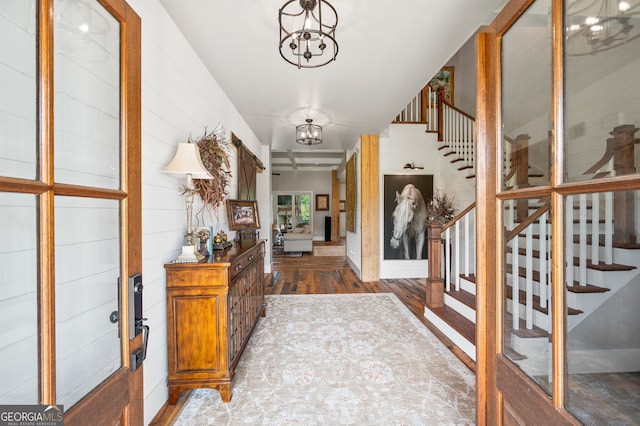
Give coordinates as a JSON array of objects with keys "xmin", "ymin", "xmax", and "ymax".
[
  {"xmin": 425, "ymin": 222, "xmax": 444, "ymax": 308},
  {"xmin": 612, "ymin": 124, "xmax": 640, "ymax": 244}
]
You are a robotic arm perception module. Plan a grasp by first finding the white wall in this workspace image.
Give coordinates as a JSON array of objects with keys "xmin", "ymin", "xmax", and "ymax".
[
  {"xmin": 444, "ymin": 35, "xmax": 477, "ymax": 117},
  {"xmin": 379, "ymin": 124, "xmax": 475, "ymax": 279},
  {"xmin": 272, "ymin": 171, "xmax": 333, "ymax": 239},
  {"xmin": 126, "ymin": 0, "xmax": 266, "ymax": 423}
]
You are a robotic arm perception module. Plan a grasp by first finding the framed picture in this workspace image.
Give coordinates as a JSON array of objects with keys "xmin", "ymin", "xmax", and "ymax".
[
  {"xmin": 226, "ymin": 199, "xmax": 260, "ymax": 230},
  {"xmin": 383, "ymin": 174, "xmax": 433, "ymax": 260},
  {"xmin": 430, "ymin": 66, "xmax": 454, "ymax": 105},
  {"xmin": 339, "ymin": 200, "xmax": 345, "ymax": 212},
  {"xmin": 316, "ymin": 194, "xmax": 329, "ymax": 211}
]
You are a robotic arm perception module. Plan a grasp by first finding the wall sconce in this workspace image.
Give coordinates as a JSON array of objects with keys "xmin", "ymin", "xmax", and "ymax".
[{"xmin": 403, "ymin": 162, "xmax": 424, "ymax": 170}]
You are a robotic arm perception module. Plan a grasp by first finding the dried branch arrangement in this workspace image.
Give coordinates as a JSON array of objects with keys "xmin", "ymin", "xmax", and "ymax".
[
  {"xmin": 187, "ymin": 126, "xmax": 232, "ymax": 223},
  {"xmin": 426, "ymin": 190, "xmax": 456, "ymax": 224}
]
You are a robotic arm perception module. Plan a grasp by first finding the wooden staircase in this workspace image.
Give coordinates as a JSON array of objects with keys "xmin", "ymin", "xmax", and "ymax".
[
  {"xmin": 394, "ymin": 80, "xmax": 640, "ymax": 370},
  {"xmin": 424, "ymin": 193, "xmax": 640, "ymax": 364}
]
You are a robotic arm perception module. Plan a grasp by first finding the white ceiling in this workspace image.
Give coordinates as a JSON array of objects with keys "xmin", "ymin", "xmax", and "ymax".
[{"xmin": 159, "ymin": 0, "xmax": 505, "ymax": 172}]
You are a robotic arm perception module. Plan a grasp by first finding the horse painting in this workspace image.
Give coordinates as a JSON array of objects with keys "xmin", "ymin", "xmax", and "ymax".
[{"xmin": 390, "ymin": 183, "xmax": 428, "ymax": 259}]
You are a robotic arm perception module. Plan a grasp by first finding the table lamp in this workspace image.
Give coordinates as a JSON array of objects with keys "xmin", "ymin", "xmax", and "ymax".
[{"xmin": 163, "ymin": 141, "xmax": 212, "ymax": 262}]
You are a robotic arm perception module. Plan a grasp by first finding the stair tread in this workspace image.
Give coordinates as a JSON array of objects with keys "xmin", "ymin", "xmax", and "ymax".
[
  {"xmin": 573, "ymin": 235, "xmax": 640, "ymax": 249},
  {"xmin": 458, "ymin": 165, "xmax": 473, "ymax": 171},
  {"xmin": 504, "ymin": 281, "xmax": 583, "ymax": 315},
  {"xmin": 566, "ymin": 282, "xmax": 610, "ymax": 293},
  {"xmin": 460, "ymin": 274, "xmax": 476, "ymax": 283},
  {"xmin": 437, "ymin": 144, "xmax": 450, "ymax": 151},
  {"xmin": 515, "ymin": 248, "xmax": 636, "ymax": 270},
  {"xmin": 443, "ymin": 151, "xmax": 456, "ymax": 156},
  {"xmin": 506, "ymin": 264, "xmax": 605, "ymax": 296},
  {"xmin": 445, "ymin": 288, "xmax": 476, "ymax": 310},
  {"xmin": 572, "ymin": 258, "xmax": 636, "ymax": 271},
  {"xmin": 427, "ymin": 305, "xmax": 476, "ymax": 345},
  {"xmin": 450, "ymin": 158, "xmax": 464, "ymax": 163},
  {"xmin": 503, "ymin": 346, "xmax": 528, "ymax": 360},
  {"xmin": 504, "ymin": 312, "xmax": 549, "ymax": 339}
]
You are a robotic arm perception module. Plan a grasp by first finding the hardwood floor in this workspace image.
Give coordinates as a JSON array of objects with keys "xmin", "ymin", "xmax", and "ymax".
[{"xmin": 150, "ymin": 241, "xmax": 475, "ymax": 425}]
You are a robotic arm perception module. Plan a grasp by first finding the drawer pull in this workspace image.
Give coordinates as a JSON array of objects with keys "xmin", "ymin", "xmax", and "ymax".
[
  {"xmin": 234, "ymin": 264, "xmax": 242, "ymax": 271},
  {"xmin": 248, "ymin": 255, "xmax": 254, "ymax": 261}
]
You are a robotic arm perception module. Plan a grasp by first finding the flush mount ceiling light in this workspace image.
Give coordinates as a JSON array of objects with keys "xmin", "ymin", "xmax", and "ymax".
[
  {"xmin": 279, "ymin": 0, "xmax": 338, "ymax": 68},
  {"xmin": 296, "ymin": 119, "xmax": 323, "ymax": 145}
]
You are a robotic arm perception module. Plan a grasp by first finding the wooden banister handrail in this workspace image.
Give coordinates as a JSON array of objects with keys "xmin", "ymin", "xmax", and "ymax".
[
  {"xmin": 506, "ymin": 200, "xmax": 550, "ymax": 241},
  {"xmin": 440, "ymin": 98, "xmax": 476, "ymax": 121},
  {"xmin": 441, "ymin": 202, "xmax": 476, "ymax": 233}
]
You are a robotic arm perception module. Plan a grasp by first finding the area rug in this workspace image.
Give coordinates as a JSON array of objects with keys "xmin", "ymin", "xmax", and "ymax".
[
  {"xmin": 172, "ymin": 294, "xmax": 476, "ymax": 425},
  {"xmin": 272, "ymin": 246, "xmax": 303, "ymax": 257},
  {"xmin": 313, "ymin": 245, "xmax": 346, "ymax": 256}
]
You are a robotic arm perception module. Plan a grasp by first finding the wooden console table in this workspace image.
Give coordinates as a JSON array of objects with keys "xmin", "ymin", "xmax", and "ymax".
[{"xmin": 164, "ymin": 239, "xmax": 265, "ymax": 403}]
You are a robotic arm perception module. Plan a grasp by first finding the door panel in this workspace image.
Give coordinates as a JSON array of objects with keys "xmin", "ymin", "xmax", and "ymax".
[
  {"xmin": 482, "ymin": 0, "xmax": 640, "ymax": 424},
  {"xmin": 54, "ymin": 0, "xmax": 121, "ymax": 190},
  {"xmin": 0, "ymin": 0, "xmax": 141, "ymax": 423},
  {"xmin": 54, "ymin": 196, "xmax": 122, "ymax": 409}
]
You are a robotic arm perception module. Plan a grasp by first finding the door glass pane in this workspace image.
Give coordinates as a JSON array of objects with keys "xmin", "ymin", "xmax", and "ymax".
[
  {"xmin": 501, "ymin": 0, "xmax": 552, "ymax": 190},
  {"xmin": 564, "ymin": 0, "xmax": 640, "ymax": 183},
  {"xmin": 0, "ymin": 193, "xmax": 38, "ymax": 404},
  {"xmin": 0, "ymin": 1, "xmax": 37, "ymax": 180},
  {"xmin": 502, "ymin": 196, "xmax": 553, "ymax": 396},
  {"xmin": 54, "ymin": 0, "xmax": 121, "ymax": 189},
  {"xmin": 564, "ymin": 189, "xmax": 640, "ymax": 423},
  {"xmin": 55, "ymin": 196, "xmax": 121, "ymax": 409}
]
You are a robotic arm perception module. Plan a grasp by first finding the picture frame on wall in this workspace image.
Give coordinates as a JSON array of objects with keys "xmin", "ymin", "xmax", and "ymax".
[
  {"xmin": 383, "ymin": 174, "xmax": 433, "ymax": 260},
  {"xmin": 226, "ymin": 199, "xmax": 260, "ymax": 230},
  {"xmin": 430, "ymin": 66, "xmax": 454, "ymax": 105},
  {"xmin": 316, "ymin": 194, "xmax": 329, "ymax": 211}
]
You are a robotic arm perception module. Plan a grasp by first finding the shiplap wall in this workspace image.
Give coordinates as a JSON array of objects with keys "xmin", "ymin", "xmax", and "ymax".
[{"xmin": 126, "ymin": 0, "xmax": 266, "ymax": 422}]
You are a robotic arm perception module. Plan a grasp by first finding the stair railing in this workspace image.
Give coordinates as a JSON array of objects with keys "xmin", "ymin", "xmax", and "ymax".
[
  {"xmin": 393, "ymin": 83, "xmax": 478, "ymax": 176},
  {"xmin": 438, "ymin": 93, "xmax": 476, "ymax": 174},
  {"xmin": 440, "ymin": 203, "xmax": 476, "ymax": 293},
  {"xmin": 565, "ymin": 192, "xmax": 615, "ymax": 289},
  {"xmin": 582, "ymin": 124, "xmax": 640, "ymax": 246},
  {"xmin": 505, "ymin": 200, "xmax": 551, "ymax": 330}
]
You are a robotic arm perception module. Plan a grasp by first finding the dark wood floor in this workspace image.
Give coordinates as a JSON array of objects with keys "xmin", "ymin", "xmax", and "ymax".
[{"xmin": 150, "ymin": 241, "xmax": 474, "ymax": 425}]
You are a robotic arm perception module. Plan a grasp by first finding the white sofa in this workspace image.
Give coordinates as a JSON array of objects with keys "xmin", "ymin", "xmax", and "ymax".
[{"xmin": 283, "ymin": 225, "xmax": 313, "ymax": 252}]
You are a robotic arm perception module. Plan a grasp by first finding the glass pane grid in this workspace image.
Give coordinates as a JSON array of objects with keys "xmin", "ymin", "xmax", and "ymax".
[
  {"xmin": 501, "ymin": 197, "xmax": 553, "ymax": 396},
  {"xmin": 564, "ymin": 190, "xmax": 640, "ymax": 423},
  {"xmin": 0, "ymin": 193, "xmax": 39, "ymax": 404}
]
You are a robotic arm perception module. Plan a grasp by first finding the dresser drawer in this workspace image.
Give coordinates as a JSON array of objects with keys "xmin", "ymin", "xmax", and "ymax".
[{"xmin": 230, "ymin": 245, "xmax": 262, "ymax": 280}]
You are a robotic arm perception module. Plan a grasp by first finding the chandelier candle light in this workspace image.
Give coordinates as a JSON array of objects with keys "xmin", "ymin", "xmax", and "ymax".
[
  {"xmin": 279, "ymin": 0, "xmax": 338, "ymax": 68},
  {"xmin": 163, "ymin": 142, "xmax": 213, "ymax": 263},
  {"xmin": 296, "ymin": 118, "xmax": 323, "ymax": 145}
]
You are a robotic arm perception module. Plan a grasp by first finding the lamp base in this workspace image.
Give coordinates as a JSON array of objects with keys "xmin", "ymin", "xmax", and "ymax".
[{"xmin": 172, "ymin": 245, "xmax": 200, "ymax": 263}]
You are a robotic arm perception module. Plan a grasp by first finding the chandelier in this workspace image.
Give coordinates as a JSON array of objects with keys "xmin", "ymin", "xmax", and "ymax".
[
  {"xmin": 565, "ymin": 0, "xmax": 640, "ymax": 56},
  {"xmin": 278, "ymin": 0, "xmax": 338, "ymax": 68},
  {"xmin": 296, "ymin": 119, "xmax": 323, "ymax": 145}
]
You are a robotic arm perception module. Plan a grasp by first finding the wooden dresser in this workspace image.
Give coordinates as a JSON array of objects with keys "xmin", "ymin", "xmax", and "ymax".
[{"xmin": 164, "ymin": 239, "xmax": 265, "ymax": 404}]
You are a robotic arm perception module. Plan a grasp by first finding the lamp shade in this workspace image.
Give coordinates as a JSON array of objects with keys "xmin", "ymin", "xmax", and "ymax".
[{"xmin": 163, "ymin": 142, "xmax": 212, "ymax": 179}]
